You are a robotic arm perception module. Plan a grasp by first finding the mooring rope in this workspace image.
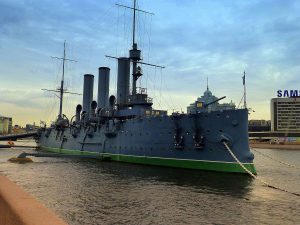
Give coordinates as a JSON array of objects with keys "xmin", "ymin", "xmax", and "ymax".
[
  {"xmin": 251, "ymin": 148, "xmax": 300, "ymax": 169},
  {"xmin": 222, "ymin": 142, "xmax": 300, "ymax": 197}
]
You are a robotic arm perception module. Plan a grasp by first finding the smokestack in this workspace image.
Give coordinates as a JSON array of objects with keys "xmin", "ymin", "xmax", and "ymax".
[
  {"xmin": 82, "ymin": 74, "xmax": 94, "ymax": 116},
  {"xmin": 97, "ymin": 67, "xmax": 110, "ymax": 109},
  {"xmin": 117, "ymin": 57, "xmax": 130, "ymax": 106}
]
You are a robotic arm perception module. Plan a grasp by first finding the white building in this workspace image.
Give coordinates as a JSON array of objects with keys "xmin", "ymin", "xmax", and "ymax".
[
  {"xmin": 271, "ymin": 98, "xmax": 300, "ymax": 131},
  {"xmin": 0, "ymin": 115, "xmax": 12, "ymax": 134},
  {"xmin": 187, "ymin": 86, "xmax": 235, "ymax": 114}
]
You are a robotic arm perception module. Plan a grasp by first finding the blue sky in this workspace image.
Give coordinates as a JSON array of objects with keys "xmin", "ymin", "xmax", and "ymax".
[{"xmin": 1, "ymin": 0, "xmax": 300, "ymax": 126}]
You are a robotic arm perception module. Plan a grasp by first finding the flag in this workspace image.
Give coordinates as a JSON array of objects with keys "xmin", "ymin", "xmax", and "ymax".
[{"xmin": 242, "ymin": 71, "xmax": 245, "ymax": 85}]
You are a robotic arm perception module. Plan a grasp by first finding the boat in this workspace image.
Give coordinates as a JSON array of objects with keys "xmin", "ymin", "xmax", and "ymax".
[{"xmin": 36, "ymin": 0, "xmax": 256, "ymax": 174}]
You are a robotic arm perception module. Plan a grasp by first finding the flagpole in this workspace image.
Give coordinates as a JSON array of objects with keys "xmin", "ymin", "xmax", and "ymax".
[{"xmin": 243, "ymin": 71, "xmax": 247, "ymax": 109}]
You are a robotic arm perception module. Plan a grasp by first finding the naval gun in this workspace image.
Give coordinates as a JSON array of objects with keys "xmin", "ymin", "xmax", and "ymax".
[{"xmin": 204, "ymin": 96, "xmax": 226, "ymax": 108}]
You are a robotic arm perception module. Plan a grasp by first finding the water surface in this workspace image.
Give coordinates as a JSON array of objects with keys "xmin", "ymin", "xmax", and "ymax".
[{"xmin": 0, "ymin": 140, "xmax": 299, "ymax": 225}]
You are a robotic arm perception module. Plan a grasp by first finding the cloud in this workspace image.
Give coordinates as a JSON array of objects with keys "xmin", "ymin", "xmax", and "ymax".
[
  {"xmin": 0, "ymin": 1, "xmax": 28, "ymax": 33},
  {"xmin": 0, "ymin": 89, "xmax": 45, "ymax": 109},
  {"xmin": 1, "ymin": 0, "xmax": 300, "ymax": 124}
]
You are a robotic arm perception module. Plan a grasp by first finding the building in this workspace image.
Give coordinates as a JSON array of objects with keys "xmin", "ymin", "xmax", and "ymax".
[
  {"xmin": 0, "ymin": 115, "xmax": 12, "ymax": 134},
  {"xmin": 25, "ymin": 124, "xmax": 39, "ymax": 132},
  {"xmin": 12, "ymin": 125, "xmax": 26, "ymax": 134},
  {"xmin": 271, "ymin": 97, "xmax": 300, "ymax": 131},
  {"xmin": 187, "ymin": 86, "xmax": 236, "ymax": 114},
  {"xmin": 248, "ymin": 120, "xmax": 271, "ymax": 132}
]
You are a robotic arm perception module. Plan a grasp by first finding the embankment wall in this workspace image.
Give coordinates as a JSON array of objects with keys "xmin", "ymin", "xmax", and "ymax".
[{"xmin": 0, "ymin": 175, "xmax": 68, "ymax": 225}]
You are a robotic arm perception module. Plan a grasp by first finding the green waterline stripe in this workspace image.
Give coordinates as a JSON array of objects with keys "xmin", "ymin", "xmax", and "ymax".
[
  {"xmin": 40, "ymin": 146, "xmax": 254, "ymax": 165},
  {"xmin": 40, "ymin": 146, "xmax": 257, "ymax": 174}
]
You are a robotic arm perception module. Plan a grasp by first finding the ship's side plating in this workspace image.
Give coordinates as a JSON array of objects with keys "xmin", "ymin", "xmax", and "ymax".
[{"xmin": 37, "ymin": 108, "xmax": 255, "ymax": 173}]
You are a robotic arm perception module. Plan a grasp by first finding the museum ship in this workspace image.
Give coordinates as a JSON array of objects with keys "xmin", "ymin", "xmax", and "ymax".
[{"xmin": 36, "ymin": 0, "xmax": 256, "ymax": 174}]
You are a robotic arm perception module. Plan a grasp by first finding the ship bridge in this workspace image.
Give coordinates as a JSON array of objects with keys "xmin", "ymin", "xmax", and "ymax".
[{"xmin": 127, "ymin": 87, "xmax": 153, "ymax": 106}]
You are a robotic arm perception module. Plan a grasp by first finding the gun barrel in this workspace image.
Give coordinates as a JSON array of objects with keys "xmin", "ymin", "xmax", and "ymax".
[{"xmin": 205, "ymin": 96, "xmax": 226, "ymax": 108}]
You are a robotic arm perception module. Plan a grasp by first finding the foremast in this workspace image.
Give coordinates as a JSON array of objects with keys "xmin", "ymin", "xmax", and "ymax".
[
  {"xmin": 130, "ymin": 0, "xmax": 140, "ymax": 97},
  {"xmin": 128, "ymin": 0, "xmax": 164, "ymax": 106},
  {"xmin": 108, "ymin": 0, "xmax": 164, "ymax": 108}
]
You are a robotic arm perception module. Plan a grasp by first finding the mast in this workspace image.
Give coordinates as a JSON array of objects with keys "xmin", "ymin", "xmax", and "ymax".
[
  {"xmin": 59, "ymin": 41, "xmax": 66, "ymax": 118},
  {"xmin": 128, "ymin": 0, "xmax": 161, "ymax": 96},
  {"xmin": 108, "ymin": 1, "xmax": 164, "ymax": 102},
  {"xmin": 42, "ymin": 41, "xmax": 79, "ymax": 120},
  {"xmin": 243, "ymin": 71, "xmax": 247, "ymax": 109},
  {"xmin": 132, "ymin": 0, "xmax": 136, "ymax": 46},
  {"xmin": 131, "ymin": 0, "xmax": 140, "ymax": 96}
]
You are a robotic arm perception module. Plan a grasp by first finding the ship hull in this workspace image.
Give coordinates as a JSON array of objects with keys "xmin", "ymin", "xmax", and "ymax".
[
  {"xmin": 39, "ymin": 145, "xmax": 255, "ymax": 173},
  {"xmin": 37, "ymin": 109, "xmax": 256, "ymax": 174}
]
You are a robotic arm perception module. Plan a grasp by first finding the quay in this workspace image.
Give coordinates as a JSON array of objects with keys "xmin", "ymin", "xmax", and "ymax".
[
  {"xmin": 249, "ymin": 132, "xmax": 300, "ymax": 150},
  {"xmin": 249, "ymin": 131, "xmax": 300, "ymax": 138},
  {"xmin": 0, "ymin": 175, "xmax": 68, "ymax": 225},
  {"xmin": 250, "ymin": 142, "xmax": 300, "ymax": 150}
]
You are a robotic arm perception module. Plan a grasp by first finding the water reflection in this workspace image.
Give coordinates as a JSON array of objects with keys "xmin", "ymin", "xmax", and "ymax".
[
  {"xmin": 73, "ymin": 159, "xmax": 254, "ymax": 198},
  {"xmin": 1, "ymin": 147, "xmax": 300, "ymax": 225}
]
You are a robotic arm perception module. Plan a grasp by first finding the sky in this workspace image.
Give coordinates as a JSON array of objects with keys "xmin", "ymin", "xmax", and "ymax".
[{"xmin": 1, "ymin": 0, "xmax": 300, "ymax": 126}]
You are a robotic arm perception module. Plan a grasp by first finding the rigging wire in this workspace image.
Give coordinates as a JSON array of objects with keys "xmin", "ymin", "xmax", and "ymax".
[
  {"xmin": 153, "ymin": 67, "xmax": 161, "ymax": 108},
  {"xmin": 252, "ymin": 148, "xmax": 300, "ymax": 169},
  {"xmin": 223, "ymin": 142, "xmax": 300, "ymax": 197},
  {"xmin": 237, "ymin": 95, "xmax": 244, "ymax": 109},
  {"xmin": 115, "ymin": 4, "xmax": 120, "ymax": 60},
  {"xmin": 144, "ymin": 14, "xmax": 153, "ymax": 96},
  {"xmin": 42, "ymin": 58, "xmax": 62, "ymax": 124},
  {"xmin": 136, "ymin": 0, "xmax": 141, "ymax": 48},
  {"xmin": 147, "ymin": 15, "xmax": 153, "ymax": 63},
  {"xmin": 115, "ymin": 60, "xmax": 118, "ymax": 94},
  {"xmin": 123, "ymin": 7, "xmax": 127, "ymax": 55},
  {"xmin": 123, "ymin": 7, "xmax": 131, "ymax": 55},
  {"xmin": 144, "ymin": 66, "xmax": 175, "ymax": 112},
  {"xmin": 161, "ymin": 73, "xmax": 177, "ymax": 112}
]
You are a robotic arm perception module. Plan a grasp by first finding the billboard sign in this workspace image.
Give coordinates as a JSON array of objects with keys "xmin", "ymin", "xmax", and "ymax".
[{"xmin": 277, "ymin": 90, "xmax": 300, "ymax": 97}]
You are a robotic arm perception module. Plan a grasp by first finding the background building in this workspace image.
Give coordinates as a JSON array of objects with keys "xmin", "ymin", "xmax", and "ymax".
[
  {"xmin": 187, "ymin": 86, "xmax": 235, "ymax": 113},
  {"xmin": 0, "ymin": 115, "xmax": 12, "ymax": 134},
  {"xmin": 12, "ymin": 125, "xmax": 27, "ymax": 134},
  {"xmin": 25, "ymin": 123, "xmax": 39, "ymax": 132},
  {"xmin": 248, "ymin": 120, "xmax": 271, "ymax": 131},
  {"xmin": 271, "ymin": 97, "xmax": 300, "ymax": 131}
]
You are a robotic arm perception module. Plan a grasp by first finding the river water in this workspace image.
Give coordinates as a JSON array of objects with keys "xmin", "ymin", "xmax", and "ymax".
[{"xmin": 0, "ymin": 140, "xmax": 299, "ymax": 225}]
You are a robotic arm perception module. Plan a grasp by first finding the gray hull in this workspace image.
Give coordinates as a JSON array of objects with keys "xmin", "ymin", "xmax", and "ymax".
[{"xmin": 37, "ymin": 109, "xmax": 256, "ymax": 173}]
